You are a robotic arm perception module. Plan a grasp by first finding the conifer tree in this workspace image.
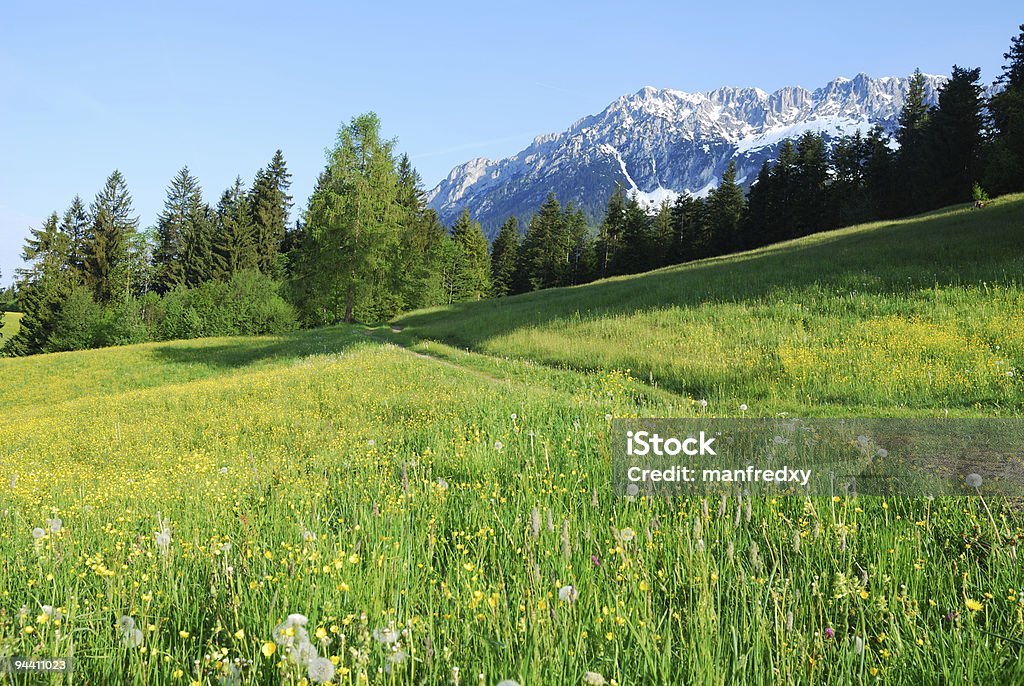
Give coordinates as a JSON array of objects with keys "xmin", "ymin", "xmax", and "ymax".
[
  {"xmin": 449, "ymin": 209, "xmax": 492, "ymax": 301},
  {"xmin": 742, "ymin": 161, "xmax": 773, "ymax": 248},
  {"xmin": 154, "ymin": 167, "xmax": 209, "ymax": 291},
  {"xmin": 213, "ymin": 177, "xmax": 257, "ymax": 280},
  {"xmin": 60, "ymin": 195, "xmax": 91, "ymax": 276},
  {"xmin": 611, "ymin": 194, "xmax": 654, "ymax": 275},
  {"xmin": 84, "ymin": 170, "xmax": 139, "ymax": 303},
  {"xmin": 793, "ymin": 132, "xmax": 829, "ymax": 234},
  {"xmin": 595, "ymin": 185, "xmax": 626, "ymax": 278},
  {"xmin": 515, "ymin": 193, "xmax": 565, "ymax": 291},
  {"xmin": 706, "ymin": 161, "xmax": 745, "ymax": 252},
  {"xmin": 6, "ymin": 213, "xmax": 73, "ymax": 354},
  {"xmin": 987, "ymin": 24, "xmax": 1024, "ymax": 194},
  {"xmin": 925, "ymin": 65, "xmax": 984, "ymax": 207},
  {"xmin": 490, "ymin": 217, "xmax": 520, "ymax": 296},
  {"xmin": 250, "ymin": 150, "xmax": 292, "ymax": 276}
]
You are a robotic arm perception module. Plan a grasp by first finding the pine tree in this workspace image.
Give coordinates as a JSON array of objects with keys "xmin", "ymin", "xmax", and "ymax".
[
  {"xmin": 154, "ymin": 167, "xmax": 210, "ymax": 291},
  {"xmin": 490, "ymin": 217, "xmax": 520, "ymax": 296},
  {"xmin": 6, "ymin": 213, "xmax": 73, "ymax": 354},
  {"xmin": 896, "ymin": 69, "xmax": 935, "ymax": 214},
  {"xmin": 987, "ymin": 24, "xmax": 1024, "ymax": 194},
  {"xmin": 250, "ymin": 150, "xmax": 293, "ymax": 276},
  {"xmin": 84, "ymin": 170, "xmax": 139, "ymax": 303},
  {"xmin": 449, "ymin": 209, "xmax": 492, "ymax": 301},
  {"xmin": 652, "ymin": 199, "xmax": 675, "ymax": 266},
  {"xmin": 595, "ymin": 185, "xmax": 626, "ymax": 278},
  {"xmin": 60, "ymin": 195, "xmax": 91, "ymax": 276},
  {"xmin": 706, "ymin": 161, "xmax": 745, "ymax": 252},
  {"xmin": 925, "ymin": 65, "xmax": 984, "ymax": 207},
  {"xmin": 515, "ymin": 193, "xmax": 565, "ymax": 291},
  {"xmin": 742, "ymin": 161, "xmax": 773, "ymax": 248},
  {"xmin": 213, "ymin": 177, "xmax": 258, "ymax": 280},
  {"xmin": 611, "ymin": 194, "xmax": 654, "ymax": 275},
  {"xmin": 767, "ymin": 140, "xmax": 798, "ymax": 240},
  {"xmin": 793, "ymin": 132, "xmax": 829, "ymax": 234}
]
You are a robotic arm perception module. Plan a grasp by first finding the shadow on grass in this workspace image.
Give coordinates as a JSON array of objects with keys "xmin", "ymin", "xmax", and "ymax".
[
  {"xmin": 150, "ymin": 325, "xmax": 370, "ymax": 370},
  {"xmin": 395, "ymin": 198, "xmax": 1024, "ymax": 347}
]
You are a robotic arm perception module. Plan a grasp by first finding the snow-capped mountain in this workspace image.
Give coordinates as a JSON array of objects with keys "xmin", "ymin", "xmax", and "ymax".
[{"xmin": 426, "ymin": 73, "xmax": 944, "ymax": 236}]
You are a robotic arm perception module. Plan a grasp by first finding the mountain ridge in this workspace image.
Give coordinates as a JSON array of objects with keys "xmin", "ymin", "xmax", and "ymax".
[{"xmin": 426, "ymin": 73, "xmax": 945, "ymax": 236}]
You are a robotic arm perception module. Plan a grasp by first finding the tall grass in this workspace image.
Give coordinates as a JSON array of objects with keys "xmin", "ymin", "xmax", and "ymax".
[
  {"xmin": 1, "ymin": 199, "xmax": 1023, "ymax": 684},
  {"xmin": 396, "ymin": 196, "xmax": 1024, "ymax": 415}
]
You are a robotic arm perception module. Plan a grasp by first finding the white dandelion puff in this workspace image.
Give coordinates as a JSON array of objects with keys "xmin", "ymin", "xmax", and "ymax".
[
  {"xmin": 966, "ymin": 473, "xmax": 983, "ymax": 488},
  {"xmin": 494, "ymin": 441, "xmax": 504, "ymax": 451},
  {"xmin": 48, "ymin": 517, "xmax": 62, "ymax": 534},
  {"xmin": 558, "ymin": 585, "xmax": 578, "ymax": 604},
  {"xmin": 308, "ymin": 656, "xmax": 336, "ymax": 684},
  {"xmin": 372, "ymin": 627, "xmax": 400, "ymax": 645},
  {"xmin": 31, "ymin": 527, "xmax": 45, "ymax": 540}
]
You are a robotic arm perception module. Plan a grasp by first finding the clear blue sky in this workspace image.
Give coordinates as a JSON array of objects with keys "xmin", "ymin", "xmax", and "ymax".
[{"xmin": 1, "ymin": 1, "xmax": 1020, "ymax": 286}]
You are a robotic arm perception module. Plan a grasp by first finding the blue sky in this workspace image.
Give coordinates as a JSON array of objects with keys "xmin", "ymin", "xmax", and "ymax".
[{"xmin": 1, "ymin": 1, "xmax": 1020, "ymax": 286}]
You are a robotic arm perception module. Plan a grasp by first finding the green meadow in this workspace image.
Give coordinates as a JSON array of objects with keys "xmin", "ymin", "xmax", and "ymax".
[
  {"xmin": 1, "ymin": 312, "xmax": 22, "ymax": 343},
  {"xmin": 1, "ymin": 197, "xmax": 1023, "ymax": 685}
]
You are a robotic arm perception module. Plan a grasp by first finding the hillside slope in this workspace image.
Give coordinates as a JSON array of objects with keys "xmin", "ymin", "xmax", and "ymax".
[{"xmin": 396, "ymin": 196, "xmax": 1024, "ymax": 413}]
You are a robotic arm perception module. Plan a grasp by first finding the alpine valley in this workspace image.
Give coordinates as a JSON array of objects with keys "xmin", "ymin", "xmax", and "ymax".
[{"xmin": 426, "ymin": 73, "xmax": 946, "ymax": 236}]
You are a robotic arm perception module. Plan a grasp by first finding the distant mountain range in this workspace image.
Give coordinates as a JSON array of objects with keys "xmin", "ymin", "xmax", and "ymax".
[{"xmin": 426, "ymin": 73, "xmax": 945, "ymax": 237}]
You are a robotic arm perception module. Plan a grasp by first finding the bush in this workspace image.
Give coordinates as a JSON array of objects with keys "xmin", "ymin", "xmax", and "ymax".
[
  {"xmin": 153, "ymin": 270, "xmax": 297, "ymax": 340},
  {"xmin": 46, "ymin": 285, "xmax": 105, "ymax": 351}
]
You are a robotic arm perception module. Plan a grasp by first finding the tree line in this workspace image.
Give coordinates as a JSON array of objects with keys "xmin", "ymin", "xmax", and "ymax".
[{"xmin": 3, "ymin": 25, "xmax": 1023, "ymax": 355}]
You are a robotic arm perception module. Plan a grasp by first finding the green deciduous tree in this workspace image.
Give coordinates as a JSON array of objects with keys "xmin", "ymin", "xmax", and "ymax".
[{"xmin": 292, "ymin": 113, "xmax": 402, "ymax": 324}]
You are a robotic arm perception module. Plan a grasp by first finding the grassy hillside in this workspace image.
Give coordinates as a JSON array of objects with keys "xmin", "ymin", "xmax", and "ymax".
[
  {"xmin": 396, "ymin": 195, "xmax": 1024, "ymax": 415},
  {"xmin": 1, "ymin": 310, "xmax": 21, "ymax": 342},
  {"xmin": 1, "ymin": 200, "xmax": 1023, "ymax": 684}
]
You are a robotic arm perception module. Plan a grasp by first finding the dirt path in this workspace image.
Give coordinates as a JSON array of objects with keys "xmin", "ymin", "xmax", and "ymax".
[{"xmin": 359, "ymin": 328, "xmax": 509, "ymax": 386}]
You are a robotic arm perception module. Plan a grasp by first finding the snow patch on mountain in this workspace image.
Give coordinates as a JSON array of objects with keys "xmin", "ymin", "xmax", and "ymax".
[{"xmin": 427, "ymin": 73, "xmax": 945, "ymax": 237}]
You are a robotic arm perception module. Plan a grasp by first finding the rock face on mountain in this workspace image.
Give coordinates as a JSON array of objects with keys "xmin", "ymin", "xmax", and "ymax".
[{"xmin": 426, "ymin": 73, "xmax": 944, "ymax": 236}]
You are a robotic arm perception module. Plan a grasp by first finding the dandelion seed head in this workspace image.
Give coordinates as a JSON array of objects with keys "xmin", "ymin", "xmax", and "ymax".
[
  {"xmin": 558, "ymin": 585, "xmax": 578, "ymax": 604},
  {"xmin": 966, "ymin": 473, "xmax": 983, "ymax": 488},
  {"xmin": 308, "ymin": 656, "xmax": 336, "ymax": 684}
]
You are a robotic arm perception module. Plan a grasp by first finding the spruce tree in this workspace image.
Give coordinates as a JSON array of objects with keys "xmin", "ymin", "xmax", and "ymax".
[
  {"xmin": 925, "ymin": 65, "xmax": 984, "ymax": 207},
  {"xmin": 987, "ymin": 24, "xmax": 1024, "ymax": 194},
  {"xmin": 154, "ymin": 167, "xmax": 210, "ymax": 291},
  {"xmin": 793, "ymin": 132, "xmax": 829, "ymax": 234},
  {"xmin": 7, "ymin": 213, "xmax": 74, "ymax": 354},
  {"xmin": 60, "ymin": 195, "xmax": 91, "ymax": 276},
  {"xmin": 449, "ymin": 209, "xmax": 492, "ymax": 301},
  {"xmin": 595, "ymin": 185, "xmax": 626, "ymax": 278},
  {"xmin": 490, "ymin": 217, "xmax": 520, "ymax": 296},
  {"xmin": 213, "ymin": 177, "xmax": 258, "ymax": 280},
  {"xmin": 84, "ymin": 170, "xmax": 139, "ymax": 304},
  {"xmin": 706, "ymin": 161, "xmax": 745, "ymax": 252},
  {"xmin": 611, "ymin": 194, "xmax": 654, "ymax": 275},
  {"xmin": 515, "ymin": 193, "xmax": 565, "ymax": 291},
  {"xmin": 742, "ymin": 161, "xmax": 773, "ymax": 248},
  {"xmin": 250, "ymin": 150, "xmax": 293, "ymax": 276}
]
